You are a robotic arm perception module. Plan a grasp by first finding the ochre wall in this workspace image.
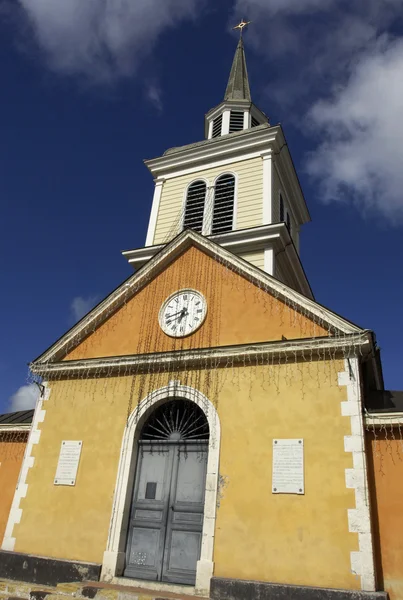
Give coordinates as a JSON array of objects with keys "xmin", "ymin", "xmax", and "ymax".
[
  {"xmin": 0, "ymin": 433, "xmax": 28, "ymax": 544},
  {"xmin": 153, "ymin": 157, "xmax": 263, "ymax": 244},
  {"xmin": 65, "ymin": 246, "xmax": 328, "ymax": 361},
  {"xmin": 13, "ymin": 359, "xmax": 360, "ymax": 591},
  {"xmin": 367, "ymin": 430, "xmax": 403, "ymax": 600}
]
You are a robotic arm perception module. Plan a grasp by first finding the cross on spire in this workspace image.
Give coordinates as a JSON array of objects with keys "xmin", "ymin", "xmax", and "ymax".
[{"xmin": 233, "ymin": 19, "xmax": 251, "ymax": 37}]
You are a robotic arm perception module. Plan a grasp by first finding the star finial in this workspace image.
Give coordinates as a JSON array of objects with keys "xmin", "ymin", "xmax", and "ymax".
[{"xmin": 233, "ymin": 19, "xmax": 251, "ymax": 37}]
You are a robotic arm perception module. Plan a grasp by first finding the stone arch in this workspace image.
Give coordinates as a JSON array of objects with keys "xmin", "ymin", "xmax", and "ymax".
[{"xmin": 101, "ymin": 380, "xmax": 221, "ymax": 595}]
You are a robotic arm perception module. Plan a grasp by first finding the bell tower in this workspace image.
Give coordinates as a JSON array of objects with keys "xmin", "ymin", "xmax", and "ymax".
[{"xmin": 123, "ymin": 34, "xmax": 313, "ymax": 299}]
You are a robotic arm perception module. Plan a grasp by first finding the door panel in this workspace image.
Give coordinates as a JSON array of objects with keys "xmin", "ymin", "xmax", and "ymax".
[
  {"xmin": 127, "ymin": 528, "xmax": 162, "ymax": 569},
  {"xmin": 166, "ymin": 530, "xmax": 202, "ymax": 572},
  {"xmin": 162, "ymin": 447, "xmax": 208, "ymax": 585},
  {"xmin": 175, "ymin": 450, "xmax": 207, "ymax": 503},
  {"xmin": 124, "ymin": 448, "xmax": 172, "ymax": 580},
  {"xmin": 134, "ymin": 509, "xmax": 163, "ymax": 521}
]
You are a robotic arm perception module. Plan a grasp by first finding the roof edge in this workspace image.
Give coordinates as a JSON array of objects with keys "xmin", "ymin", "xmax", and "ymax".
[{"xmin": 32, "ymin": 229, "xmax": 364, "ymax": 367}]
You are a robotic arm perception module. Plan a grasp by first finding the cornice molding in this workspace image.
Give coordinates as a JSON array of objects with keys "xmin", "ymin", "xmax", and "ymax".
[
  {"xmin": 365, "ymin": 412, "xmax": 403, "ymax": 427},
  {"xmin": 31, "ymin": 331, "xmax": 373, "ymax": 378},
  {"xmin": 145, "ymin": 126, "xmax": 279, "ymax": 176},
  {"xmin": 122, "ymin": 224, "xmax": 313, "ymax": 299},
  {"xmin": 205, "ymin": 100, "xmax": 251, "ymax": 120},
  {"xmin": 0, "ymin": 425, "xmax": 31, "ymax": 432}
]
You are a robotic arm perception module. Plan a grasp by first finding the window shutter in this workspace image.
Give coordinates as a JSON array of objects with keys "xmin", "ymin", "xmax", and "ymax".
[
  {"xmin": 212, "ymin": 115, "xmax": 223, "ymax": 138},
  {"xmin": 229, "ymin": 111, "xmax": 244, "ymax": 133},
  {"xmin": 212, "ymin": 174, "xmax": 235, "ymax": 234},
  {"xmin": 183, "ymin": 181, "xmax": 206, "ymax": 233}
]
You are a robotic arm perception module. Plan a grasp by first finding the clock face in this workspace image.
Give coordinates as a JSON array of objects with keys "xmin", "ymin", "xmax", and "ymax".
[{"xmin": 159, "ymin": 289, "xmax": 207, "ymax": 338}]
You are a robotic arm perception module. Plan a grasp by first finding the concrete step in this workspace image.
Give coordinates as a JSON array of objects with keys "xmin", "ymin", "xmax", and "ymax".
[
  {"xmin": 57, "ymin": 580, "xmax": 207, "ymax": 600},
  {"xmin": 0, "ymin": 579, "xmax": 209, "ymax": 600},
  {"xmin": 0, "ymin": 580, "xmax": 60, "ymax": 600}
]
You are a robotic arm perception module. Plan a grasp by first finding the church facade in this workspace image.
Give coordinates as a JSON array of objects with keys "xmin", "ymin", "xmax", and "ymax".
[{"xmin": 1, "ymin": 37, "xmax": 402, "ymax": 600}]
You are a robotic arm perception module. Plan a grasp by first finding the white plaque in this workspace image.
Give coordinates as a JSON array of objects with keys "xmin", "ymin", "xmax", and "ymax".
[
  {"xmin": 54, "ymin": 441, "xmax": 82, "ymax": 486},
  {"xmin": 272, "ymin": 439, "xmax": 304, "ymax": 494}
]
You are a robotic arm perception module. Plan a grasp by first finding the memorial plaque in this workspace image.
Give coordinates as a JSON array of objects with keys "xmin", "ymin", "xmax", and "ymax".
[
  {"xmin": 54, "ymin": 440, "xmax": 82, "ymax": 486},
  {"xmin": 272, "ymin": 439, "xmax": 304, "ymax": 495}
]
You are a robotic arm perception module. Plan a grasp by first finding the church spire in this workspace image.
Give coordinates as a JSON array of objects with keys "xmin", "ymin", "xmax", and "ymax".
[
  {"xmin": 204, "ymin": 28, "xmax": 268, "ymax": 140},
  {"xmin": 224, "ymin": 37, "xmax": 251, "ymax": 102}
]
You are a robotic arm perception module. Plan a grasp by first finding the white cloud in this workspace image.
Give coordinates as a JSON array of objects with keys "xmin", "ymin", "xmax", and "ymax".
[
  {"xmin": 8, "ymin": 384, "xmax": 39, "ymax": 412},
  {"xmin": 233, "ymin": 0, "xmax": 403, "ymax": 220},
  {"xmin": 7, "ymin": 0, "xmax": 204, "ymax": 83},
  {"xmin": 71, "ymin": 295, "xmax": 99, "ymax": 322},
  {"xmin": 236, "ymin": 0, "xmax": 334, "ymax": 17},
  {"xmin": 145, "ymin": 82, "xmax": 163, "ymax": 112},
  {"xmin": 234, "ymin": 0, "xmax": 402, "ymax": 94},
  {"xmin": 306, "ymin": 38, "xmax": 403, "ymax": 221}
]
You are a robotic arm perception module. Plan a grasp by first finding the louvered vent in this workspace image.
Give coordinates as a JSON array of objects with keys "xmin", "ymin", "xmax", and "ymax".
[
  {"xmin": 229, "ymin": 111, "xmax": 244, "ymax": 133},
  {"xmin": 251, "ymin": 115, "xmax": 259, "ymax": 128},
  {"xmin": 212, "ymin": 174, "xmax": 235, "ymax": 234},
  {"xmin": 183, "ymin": 180, "xmax": 206, "ymax": 233},
  {"xmin": 212, "ymin": 115, "xmax": 223, "ymax": 138}
]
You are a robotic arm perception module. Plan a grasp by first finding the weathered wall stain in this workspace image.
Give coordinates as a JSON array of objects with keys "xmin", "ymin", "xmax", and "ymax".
[{"xmin": 217, "ymin": 473, "xmax": 229, "ymax": 509}]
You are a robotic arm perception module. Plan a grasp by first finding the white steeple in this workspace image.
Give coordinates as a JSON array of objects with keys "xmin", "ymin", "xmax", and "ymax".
[
  {"xmin": 205, "ymin": 37, "xmax": 269, "ymax": 139},
  {"xmin": 122, "ymin": 36, "xmax": 313, "ymax": 299}
]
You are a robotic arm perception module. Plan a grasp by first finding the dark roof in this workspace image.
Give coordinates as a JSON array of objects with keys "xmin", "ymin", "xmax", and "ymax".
[
  {"xmin": 224, "ymin": 37, "xmax": 251, "ymax": 102},
  {"xmin": 0, "ymin": 409, "xmax": 34, "ymax": 425},
  {"xmin": 366, "ymin": 390, "xmax": 403, "ymax": 413}
]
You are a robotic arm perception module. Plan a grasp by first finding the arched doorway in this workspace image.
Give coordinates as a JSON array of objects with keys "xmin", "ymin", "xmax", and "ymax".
[{"xmin": 124, "ymin": 399, "xmax": 209, "ymax": 585}]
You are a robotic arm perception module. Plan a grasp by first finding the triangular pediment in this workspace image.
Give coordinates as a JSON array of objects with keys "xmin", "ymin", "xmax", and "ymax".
[{"xmin": 32, "ymin": 230, "xmax": 362, "ymax": 367}]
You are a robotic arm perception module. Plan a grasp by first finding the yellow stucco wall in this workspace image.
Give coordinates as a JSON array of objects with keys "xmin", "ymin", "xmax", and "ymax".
[
  {"xmin": 0, "ymin": 433, "xmax": 28, "ymax": 544},
  {"xmin": 14, "ymin": 360, "xmax": 359, "ymax": 591},
  {"xmin": 153, "ymin": 157, "xmax": 263, "ymax": 244}
]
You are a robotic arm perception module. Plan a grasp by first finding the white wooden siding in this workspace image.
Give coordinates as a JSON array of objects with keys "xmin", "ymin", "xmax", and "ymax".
[
  {"xmin": 235, "ymin": 159, "xmax": 263, "ymax": 230},
  {"xmin": 238, "ymin": 250, "xmax": 265, "ymax": 271},
  {"xmin": 153, "ymin": 157, "xmax": 263, "ymax": 244}
]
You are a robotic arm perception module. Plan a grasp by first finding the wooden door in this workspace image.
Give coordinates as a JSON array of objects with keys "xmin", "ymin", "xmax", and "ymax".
[
  {"xmin": 162, "ymin": 445, "xmax": 208, "ymax": 584},
  {"xmin": 124, "ymin": 442, "xmax": 208, "ymax": 584}
]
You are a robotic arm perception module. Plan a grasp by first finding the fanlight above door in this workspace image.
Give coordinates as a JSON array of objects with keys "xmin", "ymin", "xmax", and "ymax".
[{"xmin": 141, "ymin": 400, "xmax": 209, "ymax": 442}]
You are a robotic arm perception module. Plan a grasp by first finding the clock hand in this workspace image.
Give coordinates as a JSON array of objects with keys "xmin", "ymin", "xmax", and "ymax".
[
  {"xmin": 166, "ymin": 308, "xmax": 189, "ymax": 323},
  {"xmin": 166, "ymin": 309, "xmax": 184, "ymax": 319},
  {"xmin": 177, "ymin": 308, "xmax": 189, "ymax": 322}
]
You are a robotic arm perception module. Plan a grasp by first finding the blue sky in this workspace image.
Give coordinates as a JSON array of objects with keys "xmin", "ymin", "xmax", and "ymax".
[{"xmin": 1, "ymin": 0, "xmax": 403, "ymax": 413}]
